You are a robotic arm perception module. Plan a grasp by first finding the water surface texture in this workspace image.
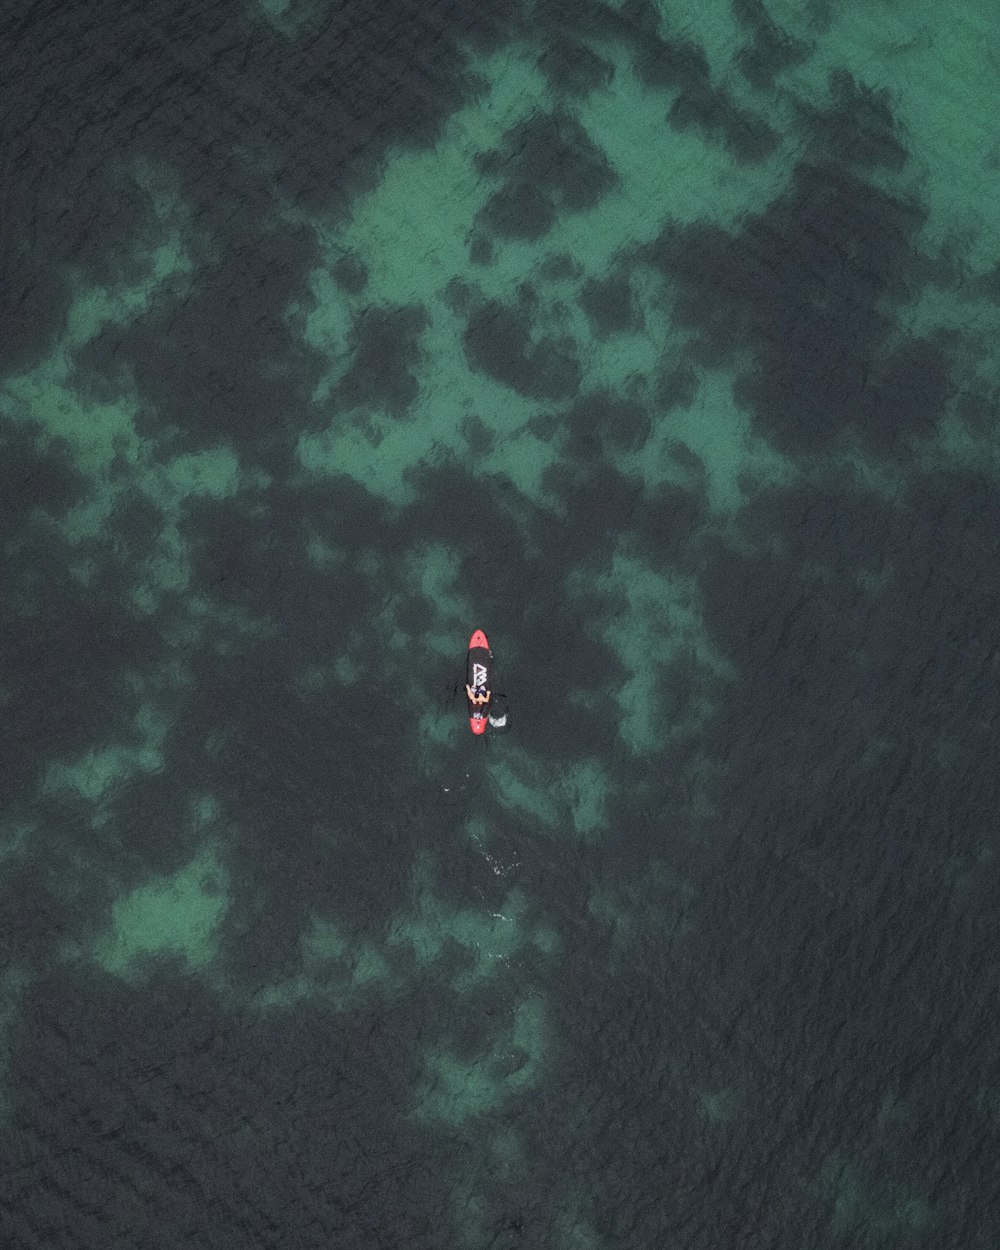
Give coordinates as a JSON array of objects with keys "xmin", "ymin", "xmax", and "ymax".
[{"xmin": 2, "ymin": 0, "xmax": 1000, "ymax": 1245}]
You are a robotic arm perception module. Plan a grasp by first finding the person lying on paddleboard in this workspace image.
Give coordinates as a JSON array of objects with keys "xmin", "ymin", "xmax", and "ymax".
[{"xmin": 466, "ymin": 685, "xmax": 490, "ymax": 705}]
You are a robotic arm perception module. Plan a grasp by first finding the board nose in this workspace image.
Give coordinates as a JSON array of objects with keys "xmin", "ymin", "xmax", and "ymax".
[{"xmin": 469, "ymin": 629, "xmax": 489, "ymax": 650}]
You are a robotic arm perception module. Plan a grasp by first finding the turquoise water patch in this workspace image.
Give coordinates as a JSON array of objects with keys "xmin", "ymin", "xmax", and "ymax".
[
  {"xmin": 571, "ymin": 549, "xmax": 734, "ymax": 755},
  {"xmin": 388, "ymin": 854, "xmax": 559, "ymax": 990},
  {"xmin": 93, "ymin": 843, "xmax": 230, "ymax": 981},
  {"xmin": 413, "ymin": 996, "xmax": 548, "ymax": 1123}
]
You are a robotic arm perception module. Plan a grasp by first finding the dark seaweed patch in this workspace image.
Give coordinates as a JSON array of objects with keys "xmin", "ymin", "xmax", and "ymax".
[
  {"xmin": 461, "ymin": 413, "xmax": 494, "ymax": 455},
  {"xmin": 668, "ymin": 83, "xmax": 778, "ymax": 164},
  {"xmin": 0, "ymin": 502, "xmax": 163, "ymax": 802},
  {"xmin": 538, "ymin": 252, "xmax": 583, "ymax": 281},
  {"xmin": 634, "ymin": 32, "xmax": 711, "ymax": 93},
  {"xmin": 0, "ymin": 422, "xmax": 87, "ymax": 521},
  {"xmin": 469, "ymin": 233, "xmax": 494, "ymax": 265},
  {"xmin": 632, "ymin": 481, "xmax": 702, "ymax": 566},
  {"xmin": 658, "ymin": 363, "xmax": 699, "ymax": 411},
  {"xmin": 580, "ymin": 273, "xmax": 642, "ymax": 337},
  {"xmin": 795, "ymin": 70, "xmax": 908, "ymax": 173},
  {"xmin": 333, "ymin": 304, "xmax": 428, "ymax": 418},
  {"xmin": 645, "ymin": 162, "xmax": 927, "ymax": 451},
  {"xmin": 444, "ymin": 277, "xmax": 474, "ymax": 315},
  {"xmin": 480, "ymin": 180, "xmax": 556, "ymax": 242},
  {"xmin": 463, "ymin": 299, "xmax": 580, "ymax": 400},
  {"xmin": 475, "ymin": 112, "xmax": 616, "ymax": 242},
  {"xmin": 864, "ymin": 335, "xmax": 948, "ymax": 452},
  {"xmin": 567, "ymin": 391, "xmax": 651, "ymax": 452},
  {"xmin": 538, "ymin": 36, "xmax": 614, "ymax": 97},
  {"xmin": 75, "ymin": 223, "xmax": 325, "ymax": 459},
  {"xmin": 526, "ymin": 411, "xmax": 561, "ymax": 441},
  {"xmin": 733, "ymin": 0, "xmax": 810, "ymax": 89},
  {"xmin": 331, "ymin": 253, "xmax": 368, "ymax": 294}
]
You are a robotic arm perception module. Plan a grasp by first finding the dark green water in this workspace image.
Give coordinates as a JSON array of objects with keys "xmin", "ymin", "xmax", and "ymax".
[{"xmin": 2, "ymin": 0, "xmax": 1000, "ymax": 1245}]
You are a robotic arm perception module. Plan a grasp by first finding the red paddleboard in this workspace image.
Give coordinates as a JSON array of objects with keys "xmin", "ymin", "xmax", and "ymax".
[{"xmin": 466, "ymin": 629, "xmax": 492, "ymax": 735}]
